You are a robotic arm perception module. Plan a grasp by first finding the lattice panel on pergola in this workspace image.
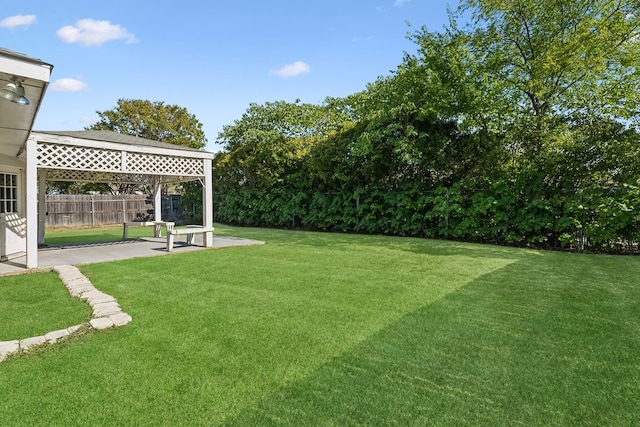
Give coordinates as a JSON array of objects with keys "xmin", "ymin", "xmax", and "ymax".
[
  {"xmin": 38, "ymin": 143, "xmax": 120, "ymax": 171},
  {"xmin": 37, "ymin": 143, "xmax": 205, "ymax": 177},
  {"xmin": 126, "ymin": 152, "xmax": 203, "ymax": 176}
]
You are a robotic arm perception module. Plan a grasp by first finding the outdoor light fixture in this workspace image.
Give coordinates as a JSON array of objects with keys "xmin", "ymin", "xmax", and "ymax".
[
  {"xmin": 0, "ymin": 79, "xmax": 29, "ymax": 105},
  {"xmin": 14, "ymin": 82, "xmax": 29, "ymax": 105}
]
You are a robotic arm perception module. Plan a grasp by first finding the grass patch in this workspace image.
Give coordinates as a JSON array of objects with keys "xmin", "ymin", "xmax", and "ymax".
[
  {"xmin": 45, "ymin": 225, "xmax": 155, "ymax": 245},
  {"xmin": 0, "ymin": 271, "xmax": 91, "ymax": 341},
  {"xmin": 1, "ymin": 225, "xmax": 639, "ymax": 425}
]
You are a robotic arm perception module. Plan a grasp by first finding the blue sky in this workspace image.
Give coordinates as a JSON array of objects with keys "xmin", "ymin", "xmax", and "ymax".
[{"xmin": 1, "ymin": 0, "xmax": 457, "ymax": 151}]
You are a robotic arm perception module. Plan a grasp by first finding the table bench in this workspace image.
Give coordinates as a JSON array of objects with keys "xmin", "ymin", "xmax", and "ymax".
[
  {"xmin": 166, "ymin": 226, "xmax": 214, "ymax": 252},
  {"xmin": 123, "ymin": 221, "xmax": 175, "ymax": 239}
]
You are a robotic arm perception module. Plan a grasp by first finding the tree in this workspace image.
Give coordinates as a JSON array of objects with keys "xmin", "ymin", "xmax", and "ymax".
[
  {"xmin": 213, "ymin": 99, "xmax": 355, "ymax": 193},
  {"xmin": 408, "ymin": 0, "xmax": 640, "ymax": 162},
  {"xmin": 88, "ymin": 99, "xmax": 207, "ymax": 149}
]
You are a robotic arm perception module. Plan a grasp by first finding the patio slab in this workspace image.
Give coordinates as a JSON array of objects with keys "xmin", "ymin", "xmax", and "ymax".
[{"xmin": 0, "ymin": 235, "xmax": 264, "ymax": 276}]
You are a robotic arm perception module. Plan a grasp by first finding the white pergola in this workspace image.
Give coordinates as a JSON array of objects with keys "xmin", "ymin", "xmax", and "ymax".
[
  {"xmin": 0, "ymin": 48, "xmax": 215, "ymax": 269},
  {"xmin": 25, "ymin": 130, "xmax": 214, "ymax": 268}
]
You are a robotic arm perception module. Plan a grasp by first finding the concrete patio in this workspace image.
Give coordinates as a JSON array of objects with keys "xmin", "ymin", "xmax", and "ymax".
[{"xmin": 0, "ymin": 234, "xmax": 264, "ymax": 276}]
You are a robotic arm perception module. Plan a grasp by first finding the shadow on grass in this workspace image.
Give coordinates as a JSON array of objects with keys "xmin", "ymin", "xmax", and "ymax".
[
  {"xmin": 223, "ymin": 256, "xmax": 640, "ymax": 426},
  {"xmin": 40, "ymin": 239, "xmax": 144, "ymax": 250},
  {"xmin": 218, "ymin": 224, "xmax": 531, "ymax": 261}
]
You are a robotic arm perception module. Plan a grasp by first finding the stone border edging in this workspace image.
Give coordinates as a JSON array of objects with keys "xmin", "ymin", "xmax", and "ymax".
[{"xmin": 0, "ymin": 265, "xmax": 132, "ymax": 363}]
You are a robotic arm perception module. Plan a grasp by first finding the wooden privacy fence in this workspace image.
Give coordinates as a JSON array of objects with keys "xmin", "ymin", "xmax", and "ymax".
[{"xmin": 46, "ymin": 195, "xmax": 154, "ymax": 227}]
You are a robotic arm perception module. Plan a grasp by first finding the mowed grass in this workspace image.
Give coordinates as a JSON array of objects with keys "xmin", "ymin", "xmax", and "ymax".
[
  {"xmin": 1, "ymin": 224, "xmax": 639, "ymax": 426},
  {"xmin": 44, "ymin": 224, "xmax": 156, "ymax": 245},
  {"xmin": 0, "ymin": 271, "xmax": 91, "ymax": 341}
]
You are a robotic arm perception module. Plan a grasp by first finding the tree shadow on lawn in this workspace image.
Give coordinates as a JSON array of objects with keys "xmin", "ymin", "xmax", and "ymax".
[
  {"xmin": 40, "ymin": 238, "xmax": 143, "ymax": 250},
  {"xmin": 223, "ymin": 256, "xmax": 640, "ymax": 426},
  {"xmin": 223, "ymin": 224, "xmax": 530, "ymax": 261}
]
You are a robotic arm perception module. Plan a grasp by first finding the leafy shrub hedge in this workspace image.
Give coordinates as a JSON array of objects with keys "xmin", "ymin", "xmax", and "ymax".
[{"xmin": 214, "ymin": 181, "xmax": 640, "ymax": 253}]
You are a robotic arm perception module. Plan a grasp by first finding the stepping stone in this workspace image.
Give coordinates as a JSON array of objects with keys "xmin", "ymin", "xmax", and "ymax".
[
  {"xmin": 109, "ymin": 312, "xmax": 133, "ymax": 326},
  {"xmin": 20, "ymin": 336, "xmax": 46, "ymax": 350},
  {"xmin": 92, "ymin": 302, "xmax": 122, "ymax": 317},
  {"xmin": 67, "ymin": 324, "xmax": 84, "ymax": 334},
  {"xmin": 45, "ymin": 329, "xmax": 70, "ymax": 343},
  {"xmin": 53, "ymin": 265, "xmax": 85, "ymax": 281},
  {"xmin": 90, "ymin": 317, "xmax": 114, "ymax": 330},
  {"xmin": 88, "ymin": 294, "xmax": 117, "ymax": 307},
  {"xmin": 0, "ymin": 340, "xmax": 19, "ymax": 358},
  {"xmin": 66, "ymin": 285, "xmax": 95, "ymax": 298}
]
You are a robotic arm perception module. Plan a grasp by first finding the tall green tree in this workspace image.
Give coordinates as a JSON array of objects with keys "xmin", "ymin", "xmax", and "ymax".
[
  {"xmin": 88, "ymin": 98, "xmax": 207, "ymax": 149},
  {"xmin": 406, "ymin": 0, "xmax": 640, "ymax": 182},
  {"xmin": 343, "ymin": 79, "xmax": 503, "ymax": 189},
  {"xmin": 214, "ymin": 99, "xmax": 355, "ymax": 193}
]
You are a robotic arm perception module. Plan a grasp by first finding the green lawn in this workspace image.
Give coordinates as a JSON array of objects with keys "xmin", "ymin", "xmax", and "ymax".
[
  {"xmin": 1, "ymin": 224, "xmax": 639, "ymax": 426},
  {"xmin": 0, "ymin": 271, "xmax": 90, "ymax": 341},
  {"xmin": 44, "ymin": 224, "xmax": 157, "ymax": 245}
]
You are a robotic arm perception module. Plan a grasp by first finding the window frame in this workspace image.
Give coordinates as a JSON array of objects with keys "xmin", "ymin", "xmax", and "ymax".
[{"xmin": 0, "ymin": 171, "xmax": 19, "ymax": 214}]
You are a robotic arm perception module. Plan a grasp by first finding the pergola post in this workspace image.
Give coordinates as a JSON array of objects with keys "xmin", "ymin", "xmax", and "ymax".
[
  {"xmin": 203, "ymin": 158, "xmax": 213, "ymax": 247},
  {"xmin": 25, "ymin": 136, "xmax": 38, "ymax": 268},
  {"xmin": 153, "ymin": 178, "xmax": 162, "ymax": 222},
  {"xmin": 37, "ymin": 169, "xmax": 47, "ymax": 245}
]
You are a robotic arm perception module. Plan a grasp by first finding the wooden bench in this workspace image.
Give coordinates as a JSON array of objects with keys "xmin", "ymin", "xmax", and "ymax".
[
  {"xmin": 166, "ymin": 226, "xmax": 214, "ymax": 252},
  {"xmin": 123, "ymin": 221, "xmax": 175, "ymax": 239}
]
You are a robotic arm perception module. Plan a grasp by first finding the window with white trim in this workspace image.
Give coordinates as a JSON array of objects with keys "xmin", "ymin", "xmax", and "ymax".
[{"xmin": 0, "ymin": 173, "xmax": 18, "ymax": 213}]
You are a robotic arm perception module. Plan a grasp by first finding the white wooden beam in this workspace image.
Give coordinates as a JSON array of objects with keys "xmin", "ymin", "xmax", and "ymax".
[
  {"xmin": 203, "ymin": 158, "xmax": 213, "ymax": 247},
  {"xmin": 37, "ymin": 169, "xmax": 47, "ymax": 245},
  {"xmin": 31, "ymin": 133, "xmax": 214, "ymax": 159},
  {"xmin": 25, "ymin": 136, "xmax": 38, "ymax": 268},
  {"xmin": 154, "ymin": 178, "xmax": 162, "ymax": 222}
]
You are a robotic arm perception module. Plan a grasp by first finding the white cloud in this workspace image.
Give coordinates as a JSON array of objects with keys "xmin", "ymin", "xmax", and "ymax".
[
  {"xmin": 50, "ymin": 78, "xmax": 88, "ymax": 92},
  {"xmin": 56, "ymin": 19, "xmax": 138, "ymax": 47},
  {"xmin": 394, "ymin": 0, "xmax": 411, "ymax": 7},
  {"xmin": 269, "ymin": 61, "xmax": 311, "ymax": 78},
  {"xmin": 0, "ymin": 14, "xmax": 37, "ymax": 29}
]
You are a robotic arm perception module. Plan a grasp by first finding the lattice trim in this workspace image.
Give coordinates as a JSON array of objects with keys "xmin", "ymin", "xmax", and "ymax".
[
  {"xmin": 125, "ymin": 152, "xmax": 203, "ymax": 176},
  {"xmin": 37, "ymin": 143, "xmax": 205, "ymax": 177},
  {"xmin": 38, "ymin": 143, "xmax": 120, "ymax": 171},
  {"xmin": 45, "ymin": 169, "xmax": 198, "ymax": 184}
]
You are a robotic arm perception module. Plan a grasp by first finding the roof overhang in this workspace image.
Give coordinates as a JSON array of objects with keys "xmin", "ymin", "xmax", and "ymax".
[{"xmin": 0, "ymin": 48, "xmax": 53, "ymax": 157}]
